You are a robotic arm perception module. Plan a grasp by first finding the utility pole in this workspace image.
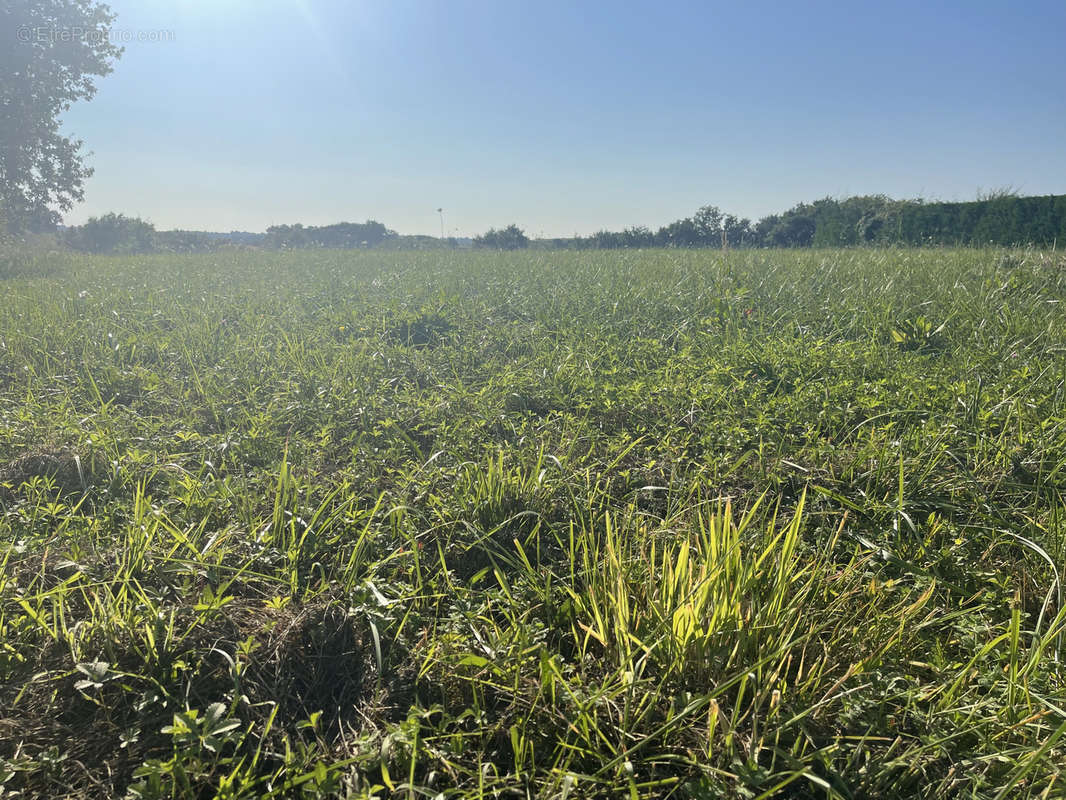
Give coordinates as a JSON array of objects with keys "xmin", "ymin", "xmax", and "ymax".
[{"xmin": 437, "ymin": 208, "xmax": 445, "ymax": 240}]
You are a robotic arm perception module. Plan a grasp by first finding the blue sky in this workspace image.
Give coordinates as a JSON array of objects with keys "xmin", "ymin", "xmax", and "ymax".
[{"xmin": 62, "ymin": 0, "xmax": 1066, "ymax": 236}]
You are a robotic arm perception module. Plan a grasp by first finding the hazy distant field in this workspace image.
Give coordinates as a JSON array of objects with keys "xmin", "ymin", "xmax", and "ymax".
[{"xmin": 2, "ymin": 248, "xmax": 1065, "ymax": 798}]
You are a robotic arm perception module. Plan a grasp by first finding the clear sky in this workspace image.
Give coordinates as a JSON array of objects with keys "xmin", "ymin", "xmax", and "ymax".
[{"xmin": 61, "ymin": 0, "xmax": 1066, "ymax": 237}]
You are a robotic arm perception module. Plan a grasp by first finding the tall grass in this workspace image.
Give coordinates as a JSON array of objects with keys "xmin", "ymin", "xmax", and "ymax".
[{"xmin": 1, "ymin": 247, "xmax": 1064, "ymax": 797}]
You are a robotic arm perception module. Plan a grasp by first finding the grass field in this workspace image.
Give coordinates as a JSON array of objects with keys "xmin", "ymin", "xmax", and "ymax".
[{"xmin": 1, "ymin": 247, "xmax": 1065, "ymax": 798}]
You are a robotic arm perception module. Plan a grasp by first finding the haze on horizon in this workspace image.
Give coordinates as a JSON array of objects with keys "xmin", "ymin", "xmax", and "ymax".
[{"xmin": 61, "ymin": 0, "xmax": 1066, "ymax": 238}]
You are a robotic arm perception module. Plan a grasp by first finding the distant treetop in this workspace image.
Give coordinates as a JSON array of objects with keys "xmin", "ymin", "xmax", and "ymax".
[{"xmin": 473, "ymin": 224, "xmax": 530, "ymax": 250}]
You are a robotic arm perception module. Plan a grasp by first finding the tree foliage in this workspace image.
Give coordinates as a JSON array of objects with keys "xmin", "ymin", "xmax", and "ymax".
[
  {"xmin": 65, "ymin": 212, "xmax": 155, "ymax": 253},
  {"xmin": 473, "ymin": 224, "xmax": 529, "ymax": 250},
  {"xmin": 265, "ymin": 221, "xmax": 396, "ymax": 249},
  {"xmin": 1, "ymin": 0, "xmax": 122, "ymax": 231},
  {"xmin": 533, "ymin": 194, "xmax": 1066, "ymax": 250}
]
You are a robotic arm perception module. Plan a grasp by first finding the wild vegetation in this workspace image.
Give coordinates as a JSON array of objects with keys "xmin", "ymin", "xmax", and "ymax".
[
  {"xmin": 557, "ymin": 194, "xmax": 1066, "ymax": 250},
  {"xmin": 1, "ymin": 247, "xmax": 1065, "ymax": 798},
  {"xmin": 54, "ymin": 193, "xmax": 1066, "ymax": 256}
]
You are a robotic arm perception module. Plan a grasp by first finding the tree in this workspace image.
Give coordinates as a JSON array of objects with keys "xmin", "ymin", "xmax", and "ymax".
[
  {"xmin": 723, "ymin": 214, "xmax": 752, "ymax": 247},
  {"xmin": 691, "ymin": 205, "xmax": 724, "ymax": 244},
  {"xmin": 655, "ymin": 205, "xmax": 729, "ymax": 247},
  {"xmin": 1, "ymin": 1, "xmax": 122, "ymax": 232},
  {"xmin": 263, "ymin": 220, "xmax": 397, "ymax": 249},
  {"xmin": 65, "ymin": 212, "xmax": 155, "ymax": 253},
  {"xmin": 474, "ymin": 224, "xmax": 529, "ymax": 250}
]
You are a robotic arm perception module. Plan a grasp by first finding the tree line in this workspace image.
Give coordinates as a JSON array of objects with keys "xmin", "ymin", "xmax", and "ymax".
[
  {"xmin": 57, "ymin": 192, "xmax": 1066, "ymax": 255},
  {"xmin": 58, "ymin": 216, "xmax": 404, "ymax": 254},
  {"xmin": 263, "ymin": 221, "xmax": 396, "ymax": 249},
  {"xmin": 526, "ymin": 193, "xmax": 1066, "ymax": 250},
  {"xmin": 58, "ymin": 214, "xmax": 266, "ymax": 254}
]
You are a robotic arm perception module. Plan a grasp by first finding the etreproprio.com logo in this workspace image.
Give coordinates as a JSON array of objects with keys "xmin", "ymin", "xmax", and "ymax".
[{"xmin": 16, "ymin": 26, "xmax": 175, "ymax": 44}]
